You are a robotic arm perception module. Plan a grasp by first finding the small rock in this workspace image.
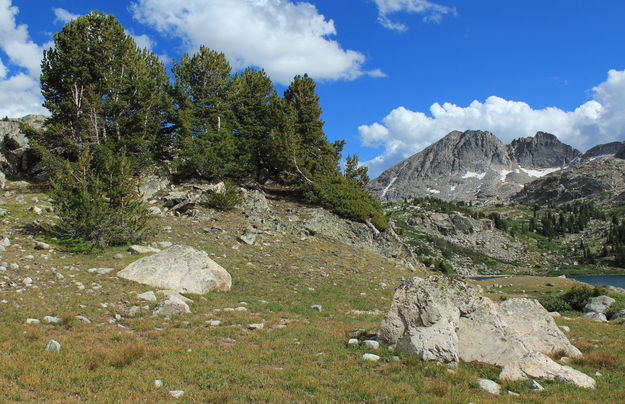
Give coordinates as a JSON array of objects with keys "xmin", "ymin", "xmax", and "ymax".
[
  {"xmin": 154, "ymin": 379, "xmax": 163, "ymax": 388},
  {"xmin": 45, "ymin": 339, "xmax": 61, "ymax": 353},
  {"xmin": 26, "ymin": 318, "xmax": 40, "ymax": 325},
  {"xmin": 113, "ymin": 253, "xmax": 124, "ymax": 259},
  {"xmin": 507, "ymin": 390, "xmax": 520, "ymax": 396},
  {"xmin": 583, "ymin": 312, "xmax": 607, "ymax": 322},
  {"xmin": 595, "ymin": 371, "xmax": 602, "ymax": 377},
  {"xmin": 54, "ymin": 272, "xmax": 64, "ymax": 280},
  {"xmin": 138, "ymin": 291, "xmax": 157, "ymax": 302},
  {"xmin": 208, "ymin": 320, "xmax": 221, "ymax": 327},
  {"xmin": 310, "ymin": 304, "xmax": 322, "ymax": 312},
  {"xmin": 560, "ymin": 325, "xmax": 570, "ymax": 333},
  {"xmin": 248, "ymin": 323, "xmax": 264, "ymax": 330},
  {"xmin": 22, "ymin": 277, "xmax": 32, "ymax": 286},
  {"xmin": 478, "ymin": 378, "xmax": 501, "ymax": 395},
  {"xmin": 157, "ymin": 241, "xmax": 173, "ymax": 248},
  {"xmin": 43, "ymin": 316, "xmax": 61, "ymax": 324},
  {"xmin": 10, "ymin": 263, "xmax": 18, "ymax": 270},
  {"xmin": 75, "ymin": 315, "xmax": 91, "ymax": 324},
  {"xmin": 154, "ymin": 295, "xmax": 191, "ymax": 316},
  {"xmin": 362, "ymin": 353, "xmax": 380, "ymax": 362},
  {"xmin": 35, "ymin": 241, "xmax": 50, "ymax": 250},
  {"xmin": 128, "ymin": 245, "xmax": 161, "ymax": 255},
  {"xmin": 169, "ymin": 390, "xmax": 184, "ymax": 398},
  {"xmin": 30, "ymin": 206, "xmax": 42, "ymax": 215},
  {"xmin": 347, "ymin": 338, "xmax": 359, "ymax": 345},
  {"xmin": 363, "ymin": 340, "xmax": 380, "ymax": 350},
  {"xmin": 528, "ymin": 379, "xmax": 544, "ymax": 391}
]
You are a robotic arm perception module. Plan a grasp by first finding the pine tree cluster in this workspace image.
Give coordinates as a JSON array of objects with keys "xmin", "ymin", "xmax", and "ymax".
[{"xmin": 34, "ymin": 11, "xmax": 387, "ymax": 246}]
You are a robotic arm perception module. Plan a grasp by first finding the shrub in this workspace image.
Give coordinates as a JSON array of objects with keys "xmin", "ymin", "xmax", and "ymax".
[
  {"xmin": 204, "ymin": 181, "xmax": 242, "ymax": 211},
  {"xmin": 44, "ymin": 146, "xmax": 151, "ymax": 248},
  {"xmin": 538, "ymin": 294, "xmax": 572, "ymax": 313},
  {"xmin": 3, "ymin": 136, "xmax": 21, "ymax": 151},
  {"xmin": 306, "ymin": 175, "xmax": 388, "ymax": 231},
  {"xmin": 561, "ymin": 285, "xmax": 602, "ymax": 311}
]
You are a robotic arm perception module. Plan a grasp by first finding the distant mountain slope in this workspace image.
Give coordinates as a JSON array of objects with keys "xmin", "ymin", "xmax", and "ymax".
[
  {"xmin": 368, "ymin": 130, "xmax": 580, "ymax": 202},
  {"xmin": 513, "ymin": 156, "xmax": 625, "ymax": 205}
]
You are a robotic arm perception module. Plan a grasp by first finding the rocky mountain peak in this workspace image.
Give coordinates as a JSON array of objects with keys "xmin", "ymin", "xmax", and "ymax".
[{"xmin": 507, "ymin": 131, "xmax": 581, "ymax": 169}]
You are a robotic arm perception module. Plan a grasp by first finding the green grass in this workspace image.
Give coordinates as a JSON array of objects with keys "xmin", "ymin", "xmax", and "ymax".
[{"xmin": 1, "ymin": 182, "xmax": 624, "ymax": 402}]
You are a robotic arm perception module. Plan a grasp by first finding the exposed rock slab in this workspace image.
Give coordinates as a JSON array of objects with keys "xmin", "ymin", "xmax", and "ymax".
[
  {"xmin": 117, "ymin": 245, "xmax": 232, "ymax": 294},
  {"xmin": 500, "ymin": 352, "xmax": 595, "ymax": 389}
]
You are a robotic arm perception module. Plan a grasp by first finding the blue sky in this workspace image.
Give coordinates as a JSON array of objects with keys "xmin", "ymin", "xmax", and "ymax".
[{"xmin": 2, "ymin": 0, "xmax": 625, "ymax": 177}]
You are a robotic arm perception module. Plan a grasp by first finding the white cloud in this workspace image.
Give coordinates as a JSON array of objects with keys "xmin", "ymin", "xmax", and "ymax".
[
  {"xmin": 373, "ymin": 0, "xmax": 457, "ymax": 31},
  {"xmin": 0, "ymin": 72, "xmax": 47, "ymax": 117},
  {"xmin": 359, "ymin": 69, "xmax": 625, "ymax": 177},
  {"xmin": 131, "ymin": 0, "xmax": 381, "ymax": 84},
  {"xmin": 0, "ymin": 0, "xmax": 47, "ymax": 117},
  {"xmin": 53, "ymin": 7, "xmax": 79, "ymax": 24}
]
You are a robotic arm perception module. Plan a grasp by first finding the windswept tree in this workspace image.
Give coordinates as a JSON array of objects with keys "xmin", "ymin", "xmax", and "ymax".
[
  {"xmin": 40, "ymin": 11, "xmax": 172, "ymax": 165},
  {"xmin": 270, "ymin": 74, "xmax": 342, "ymax": 185},
  {"xmin": 344, "ymin": 154, "xmax": 370, "ymax": 187}
]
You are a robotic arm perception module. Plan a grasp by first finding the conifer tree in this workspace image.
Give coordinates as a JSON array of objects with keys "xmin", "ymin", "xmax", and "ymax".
[
  {"xmin": 344, "ymin": 154, "xmax": 370, "ymax": 186},
  {"xmin": 40, "ymin": 11, "xmax": 171, "ymax": 165},
  {"xmin": 172, "ymin": 47, "xmax": 239, "ymax": 178}
]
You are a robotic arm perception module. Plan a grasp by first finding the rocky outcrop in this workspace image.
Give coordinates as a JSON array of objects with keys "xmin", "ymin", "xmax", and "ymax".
[
  {"xmin": 117, "ymin": 245, "xmax": 232, "ymax": 294},
  {"xmin": 379, "ymin": 276, "xmax": 592, "ymax": 388},
  {"xmin": 0, "ymin": 115, "xmax": 47, "ymax": 182}
]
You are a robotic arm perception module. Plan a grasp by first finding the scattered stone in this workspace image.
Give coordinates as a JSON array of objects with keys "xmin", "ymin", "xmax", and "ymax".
[
  {"xmin": 248, "ymin": 323, "xmax": 264, "ymax": 330},
  {"xmin": 30, "ymin": 206, "xmax": 42, "ymax": 215},
  {"xmin": 363, "ymin": 340, "xmax": 380, "ymax": 350},
  {"xmin": 147, "ymin": 206, "xmax": 162, "ymax": 216},
  {"xmin": 26, "ymin": 318, "xmax": 40, "ymax": 324},
  {"xmin": 43, "ymin": 316, "xmax": 61, "ymax": 324},
  {"xmin": 45, "ymin": 340, "xmax": 61, "ymax": 352},
  {"xmin": 54, "ymin": 272, "xmax": 64, "ymax": 280},
  {"xmin": 34, "ymin": 241, "xmax": 50, "ymax": 250},
  {"xmin": 22, "ymin": 277, "xmax": 32, "ymax": 286},
  {"xmin": 128, "ymin": 245, "xmax": 161, "ymax": 255},
  {"xmin": 75, "ymin": 315, "xmax": 91, "ymax": 324},
  {"xmin": 238, "ymin": 226, "xmax": 258, "ymax": 245},
  {"xmin": 478, "ymin": 378, "xmax": 500, "ymax": 395},
  {"xmin": 154, "ymin": 295, "xmax": 191, "ymax": 316},
  {"xmin": 118, "ymin": 245, "xmax": 232, "ymax": 294},
  {"xmin": 583, "ymin": 312, "xmax": 607, "ymax": 322},
  {"xmin": 1, "ymin": 237, "xmax": 10, "ymax": 247},
  {"xmin": 169, "ymin": 390, "xmax": 184, "ymax": 398},
  {"xmin": 528, "ymin": 379, "xmax": 544, "ymax": 391},
  {"xmin": 113, "ymin": 253, "xmax": 124, "ymax": 259},
  {"xmin": 560, "ymin": 325, "xmax": 570, "ymax": 333},
  {"xmin": 501, "ymin": 352, "xmax": 595, "ymax": 389},
  {"xmin": 595, "ymin": 371, "xmax": 602, "ymax": 377},
  {"xmin": 507, "ymin": 390, "xmax": 520, "ymax": 396},
  {"xmin": 157, "ymin": 241, "xmax": 173, "ymax": 248},
  {"xmin": 155, "ymin": 380, "xmax": 163, "ymax": 388},
  {"xmin": 583, "ymin": 296, "xmax": 615, "ymax": 314},
  {"xmin": 138, "ymin": 291, "xmax": 157, "ymax": 302},
  {"xmin": 347, "ymin": 338, "xmax": 359, "ymax": 345},
  {"xmin": 310, "ymin": 304, "xmax": 323, "ymax": 312},
  {"xmin": 362, "ymin": 353, "xmax": 380, "ymax": 362},
  {"xmin": 10, "ymin": 263, "xmax": 18, "ymax": 270},
  {"xmin": 208, "ymin": 320, "xmax": 221, "ymax": 327}
]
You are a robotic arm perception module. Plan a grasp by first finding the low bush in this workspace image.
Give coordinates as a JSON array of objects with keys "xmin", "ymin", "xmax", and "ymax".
[
  {"xmin": 538, "ymin": 294, "xmax": 572, "ymax": 313},
  {"xmin": 306, "ymin": 175, "xmax": 388, "ymax": 231},
  {"xmin": 43, "ymin": 146, "xmax": 151, "ymax": 248},
  {"xmin": 204, "ymin": 181, "xmax": 243, "ymax": 211},
  {"xmin": 538, "ymin": 285, "xmax": 603, "ymax": 313}
]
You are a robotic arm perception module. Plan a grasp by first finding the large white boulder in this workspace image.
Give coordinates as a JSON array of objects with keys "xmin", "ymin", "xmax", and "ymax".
[
  {"xmin": 117, "ymin": 245, "xmax": 232, "ymax": 294},
  {"xmin": 380, "ymin": 275, "xmax": 591, "ymax": 388}
]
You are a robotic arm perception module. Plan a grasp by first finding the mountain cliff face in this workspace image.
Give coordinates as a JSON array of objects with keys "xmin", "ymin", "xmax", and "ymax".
[{"xmin": 368, "ymin": 130, "xmax": 580, "ymax": 202}]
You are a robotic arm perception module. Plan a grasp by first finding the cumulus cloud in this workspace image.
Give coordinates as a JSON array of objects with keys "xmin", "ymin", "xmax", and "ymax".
[
  {"xmin": 0, "ymin": 0, "xmax": 47, "ymax": 117},
  {"xmin": 359, "ymin": 69, "xmax": 625, "ymax": 177},
  {"xmin": 53, "ymin": 7, "xmax": 79, "ymax": 24},
  {"xmin": 130, "ymin": 0, "xmax": 381, "ymax": 84},
  {"xmin": 373, "ymin": 0, "xmax": 457, "ymax": 31}
]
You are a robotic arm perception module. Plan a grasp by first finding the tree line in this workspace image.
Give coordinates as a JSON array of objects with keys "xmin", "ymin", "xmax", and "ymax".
[{"xmin": 34, "ymin": 11, "xmax": 386, "ymax": 247}]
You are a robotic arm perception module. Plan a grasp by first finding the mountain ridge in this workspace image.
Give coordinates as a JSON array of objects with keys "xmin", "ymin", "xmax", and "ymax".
[{"xmin": 369, "ymin": 130, "xmax": 625, "ymax": 203}]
